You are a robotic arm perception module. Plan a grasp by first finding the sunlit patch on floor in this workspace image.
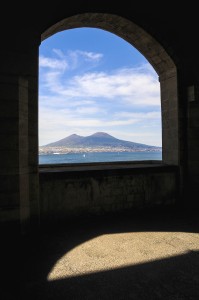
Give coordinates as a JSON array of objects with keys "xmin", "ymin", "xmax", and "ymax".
[{"xmin": 47, "ymin": 231, "xmax": 199, "ymax": 281}]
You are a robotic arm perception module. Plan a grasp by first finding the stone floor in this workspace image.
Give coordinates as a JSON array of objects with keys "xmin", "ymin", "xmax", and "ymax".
[{"xmin": 4, "ymin": 207, "xmax": 199, "ymax": 299}]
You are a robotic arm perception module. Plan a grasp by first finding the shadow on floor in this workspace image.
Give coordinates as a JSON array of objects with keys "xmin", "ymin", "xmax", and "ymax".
[
  {"xmin": 3, "ymin": 206, "xmax": 199, "ymax": 299},
  {"xmin": 22, "ymin": 250, "xmax": 199, "ymax": 300}
]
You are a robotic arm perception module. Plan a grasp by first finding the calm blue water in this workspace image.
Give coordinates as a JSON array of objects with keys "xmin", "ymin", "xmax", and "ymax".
[{"xmin": 39, "ymin": 151, "xmax": 162, "ymax": 164}]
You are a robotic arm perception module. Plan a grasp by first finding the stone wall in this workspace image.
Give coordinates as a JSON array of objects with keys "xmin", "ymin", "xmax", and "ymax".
[
  {"xmin": 39, "ymin": 164, "xmax": 178, "ymax": 223},
  {"xmin": 187, "ymin": 85, "xmax": 199, "ymax": 207},
  {"xmin": 1, "ymin": 7, "xmax": 199, "ymax": 234}
]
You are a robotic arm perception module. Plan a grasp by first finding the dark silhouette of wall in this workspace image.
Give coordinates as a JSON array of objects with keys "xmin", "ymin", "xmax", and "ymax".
[{"xmin": 0, "ymin": 2, "xmax": 199, "ymax": 234}]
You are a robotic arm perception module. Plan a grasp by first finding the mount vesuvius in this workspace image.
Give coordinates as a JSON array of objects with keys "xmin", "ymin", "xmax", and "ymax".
[{"xmin": 41, "ymin": 132, "xmax": 161, "ymax": 151}]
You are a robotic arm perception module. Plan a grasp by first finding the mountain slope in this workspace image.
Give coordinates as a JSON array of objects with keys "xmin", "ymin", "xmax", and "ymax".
[
  {"xmin": 43, "ymin": 132, "xmax": 161, "ymax": 150},
  {"xmin": 45, "ymin": 134, "xmax": 84, "ymax": 147}
]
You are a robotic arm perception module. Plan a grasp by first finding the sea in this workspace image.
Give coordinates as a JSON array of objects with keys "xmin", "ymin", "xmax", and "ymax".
[{"xmin": 39, "ymin": 151, "xmax": 162, "ymax": 164}]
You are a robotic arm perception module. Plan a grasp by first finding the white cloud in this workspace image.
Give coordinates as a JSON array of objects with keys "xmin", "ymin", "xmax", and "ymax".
[
  {"xmin": 75, "ymin": 107, "xmax": 105, "ymax": 115},
  {"xmin": 52, "ymin": 48, "xmax": 66, "ymax": 59},
  {"xmin": 117, "ymin": 111, "xmax": 161, "ymax": 119},
  {"xmin": 69, "ymin": 68, "xmax": 159, "ymax": 105},
  {"xmin": 40, "ymin": 105, "xmax": 156, "ymax": 127},
  {"xmin": 40, "ymin": 63, "xmax": 160, "ymax": 106},
  {"xmin": 39, "ymin": 95, "xmax": 95, "ymax": 109},
  {"xmin": 76, "ymin": 50, "xmax": 103, "ymax": 61},
  {"xmin": 46, "ymin": 49, "xmax": 103, "ymax": 71},
  {"xmin": 39, "ymin": 55, "xmax": 68, "ymax": 71}
]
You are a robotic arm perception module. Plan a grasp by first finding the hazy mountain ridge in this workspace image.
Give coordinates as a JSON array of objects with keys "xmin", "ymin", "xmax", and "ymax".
[{"xmin": 42, "ymin": 132, "xmax": 161, "ymax": 150}]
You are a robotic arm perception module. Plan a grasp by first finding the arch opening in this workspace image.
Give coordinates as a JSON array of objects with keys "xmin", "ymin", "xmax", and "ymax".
[{"xmin": 40, "ymin": 13, "xmax": 178, "ymax": 166}]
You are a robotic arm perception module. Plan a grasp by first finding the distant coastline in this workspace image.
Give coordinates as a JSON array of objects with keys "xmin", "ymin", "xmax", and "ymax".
[
  {"xmin": 39, "ymin": 146, "xmax": 162, "ymax": 155},
  {"xmin": 39, "ymin": 132, "xmax": 162, "ymax": 155}
]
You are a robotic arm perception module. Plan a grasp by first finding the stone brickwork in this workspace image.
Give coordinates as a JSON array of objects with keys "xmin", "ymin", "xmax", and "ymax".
[
  {"xmin": 39, "ymin": 165, "xmax": 177, "ymax": 222},
  {"xmin": 187, "ymin": 87, "xmax": 199, "ymax": 207},
  {"xmin": 0, "ymin": 43, "xmax": 40, "ymax": 233}
]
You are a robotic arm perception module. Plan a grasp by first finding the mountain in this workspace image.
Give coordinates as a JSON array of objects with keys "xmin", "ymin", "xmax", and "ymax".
[
  {"xmin": 44, "ymin": 134, "xmax": 84, "ymax": 147},
  {"xmin": 42, "ymin": 132, "xmax": 161, "ymax": 150}
]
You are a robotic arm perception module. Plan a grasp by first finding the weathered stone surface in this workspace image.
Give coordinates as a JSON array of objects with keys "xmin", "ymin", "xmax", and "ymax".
[{"xmin": 39, "ymin": 165, "xmax": 177, "ymax": 222}]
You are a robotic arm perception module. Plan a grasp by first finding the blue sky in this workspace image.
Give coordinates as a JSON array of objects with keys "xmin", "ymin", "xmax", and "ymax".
[{"xmin": 39, "ymin": 28, "xmax": 161, "ymax": 146}]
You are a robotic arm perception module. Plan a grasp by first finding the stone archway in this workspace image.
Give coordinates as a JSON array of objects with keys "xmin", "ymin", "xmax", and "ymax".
[{"xmin": 41, "ymin": 13, "xmax": 178, "ymax": 165}]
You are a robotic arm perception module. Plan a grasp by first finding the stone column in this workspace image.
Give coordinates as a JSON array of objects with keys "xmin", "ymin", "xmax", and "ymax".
[
  {"xmin": 160, "ymin": 68, "xmax": 179, "ymax": 165},
  {"xmin": 0, "ymin": 33, "xmax": 40, "ymax": 234}
]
